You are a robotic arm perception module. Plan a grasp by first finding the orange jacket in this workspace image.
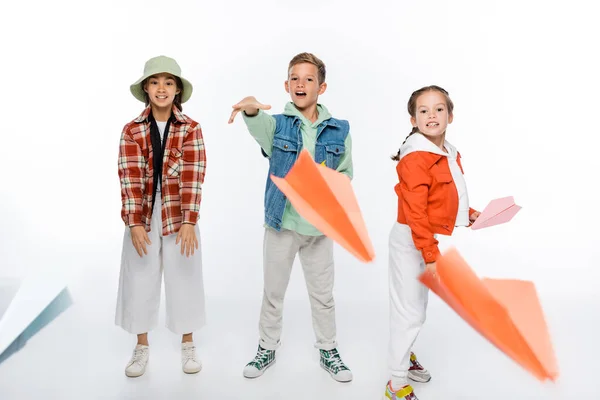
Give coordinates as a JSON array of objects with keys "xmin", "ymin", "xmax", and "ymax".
[{"xmin": 395, "ymin": 145, "xmax": 477, "ymax": 263}]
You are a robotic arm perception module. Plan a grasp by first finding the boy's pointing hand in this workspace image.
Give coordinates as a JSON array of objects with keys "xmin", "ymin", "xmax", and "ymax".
[{"xmin": 228, "ymin": 96, "xmax": 271, "ymax": 124}]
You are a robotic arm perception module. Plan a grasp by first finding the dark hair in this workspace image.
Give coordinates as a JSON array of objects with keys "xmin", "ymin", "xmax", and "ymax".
[
  {"xmin": 142, "ymin": 75, "xmax": 184, "ymax": 112},
  {"xmin": 391, "ymin": 85, "xmax": 454, "ymax": 161}
]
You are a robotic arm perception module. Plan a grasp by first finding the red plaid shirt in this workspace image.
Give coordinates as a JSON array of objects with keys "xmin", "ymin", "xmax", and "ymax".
[{"xmin": 118, "ymin": 105, "xmax": 206, "ymax": 236}]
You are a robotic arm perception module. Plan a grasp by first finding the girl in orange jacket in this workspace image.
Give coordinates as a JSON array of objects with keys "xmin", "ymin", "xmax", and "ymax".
[{"xmin": 382, "ymin": 86, "xmax": 480, "ymax": 400}]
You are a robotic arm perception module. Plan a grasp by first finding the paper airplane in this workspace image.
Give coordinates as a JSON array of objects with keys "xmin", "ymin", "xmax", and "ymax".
[
  {"xmin": 419, "ymin": 248, "xmax": 558, "ymax": 382},
  {"xmin": 471, "ymin": 196, "xmax": 522, "ymax": 230},
  {"xmin": 0, "ymin": 275, "xmax": 72, "ymax": 365},
  {"xmin": 270, "ymin": 149, "xmax": 375, "ymax": 262}
]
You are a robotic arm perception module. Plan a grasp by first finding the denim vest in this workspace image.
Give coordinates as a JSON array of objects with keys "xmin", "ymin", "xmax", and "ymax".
[{"xmin": 263, "ymin": 114, "xmax": 349, "ymax": 231}]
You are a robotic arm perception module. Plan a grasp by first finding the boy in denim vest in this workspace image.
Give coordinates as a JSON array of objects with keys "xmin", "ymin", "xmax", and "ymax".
[{"xmin": 228, "ymin": 52, "xmax": 353, "ymax": 382}]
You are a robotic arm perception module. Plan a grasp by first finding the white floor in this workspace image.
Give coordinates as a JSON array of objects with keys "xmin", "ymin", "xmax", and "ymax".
[
  {"xmin": 2, "ymin": 0, "xmax": 599, "ymax": 397},
  {"xmin": 0, "ymin": 254, "xmax": 599, "ymax": 400}
]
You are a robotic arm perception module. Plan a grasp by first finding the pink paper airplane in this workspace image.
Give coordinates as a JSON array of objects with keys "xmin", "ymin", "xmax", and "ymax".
[{"xmin": 471, "ymin": 196, "xmax": 522, "ymax": 230}]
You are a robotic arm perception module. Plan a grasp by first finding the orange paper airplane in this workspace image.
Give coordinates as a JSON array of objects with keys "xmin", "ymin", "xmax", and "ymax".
[
  {"xmin": 270, "ymin": 149, "xmax": 375, "ymax": 262},
  {"xmin": 419, "ymin": 248, "xmax": 558, "ymax": 382}
]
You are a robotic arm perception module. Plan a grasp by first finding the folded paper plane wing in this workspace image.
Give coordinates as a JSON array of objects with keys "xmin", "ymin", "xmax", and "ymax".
[
  {"xmin": 0, "ymin": 274, "xmax": 72, "ymax": 365},
  {"xmin": 471, "ymin": 196, "xmax": 522, "ymax": 230},
  {"xmin": 270, "ymin": 149, "xmax": 375, "ymax": 262},
  {"xmin": 419, "ymin": 248, "xmax": 558, "ymax": 381}
]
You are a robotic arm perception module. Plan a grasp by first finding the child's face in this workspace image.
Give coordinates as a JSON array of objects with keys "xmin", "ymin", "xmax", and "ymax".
[
  {"xmin": 144, "ymin": 73, "xmax": 181, "ymax": 110},
  {"xmin": 285, "ymin": 63, "xmax": 326, "ymax": 110},
  {"xmin": 411, "ymin": 91, "xmax": 453, "ymax": 139}
]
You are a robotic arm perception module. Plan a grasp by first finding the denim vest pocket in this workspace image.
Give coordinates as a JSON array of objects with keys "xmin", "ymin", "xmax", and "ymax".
[
  {"xmin": 324, "ymin": 143, "xmax": 345, "ymax": 169},
  {"xmin": 273, "ymin": 137, "xmax": 299, "ymax": 153}
]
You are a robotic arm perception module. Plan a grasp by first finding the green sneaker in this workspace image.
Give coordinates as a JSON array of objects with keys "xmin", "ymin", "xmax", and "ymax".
[
  {"xmin": 243, "ymin": 345, "xmax": 276, "ymax": 378},
  {"xmin": 319, "ymin": 348, "xmax": 353, "ymax": 382}
]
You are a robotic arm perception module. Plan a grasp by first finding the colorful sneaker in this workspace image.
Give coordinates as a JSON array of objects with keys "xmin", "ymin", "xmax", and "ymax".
[
  {"xmin": 319, "ymin": 348, "xmax": 353, "ymax": 382},
  {"xmin": 125, "ymin": 344, "xmax": 149, "ymax": 377},
  {"xmin": 181, "ymin": 342, "xmax": 202, "ymax": 374},
  {"xmin": 408, "ymin": 352, "xmax": 431, "ymax": 382},
  {"xmin": 243, "ymin": 345, "xmax": 276, "ymax": 378},
  {"xmin": 382, "ymin": 381, "xmax": 419, "ymax": 400}
]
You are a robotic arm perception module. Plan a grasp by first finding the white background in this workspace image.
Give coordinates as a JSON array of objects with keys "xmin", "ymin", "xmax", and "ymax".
[{"xmin": 1, "ymin": 0, "xmax": 599, "ymax": 399}]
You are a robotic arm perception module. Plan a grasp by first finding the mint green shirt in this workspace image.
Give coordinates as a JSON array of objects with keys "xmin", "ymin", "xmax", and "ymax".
[{"xmin": 243, "ymin": 102, "xmax": 353, "ymax": 236}]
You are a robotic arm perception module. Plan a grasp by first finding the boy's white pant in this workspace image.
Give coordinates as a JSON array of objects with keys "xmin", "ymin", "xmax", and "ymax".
[
  {"xmin": 388, "ymin": 222, "xmax": 431, "ymax": 384},
  {"xmin": 115, "ymin": 191, "xmax": 206, "ymax": 335},
  {"xmin": 258, "ymin": 227, "xmax": 337, "ymax": 351}
]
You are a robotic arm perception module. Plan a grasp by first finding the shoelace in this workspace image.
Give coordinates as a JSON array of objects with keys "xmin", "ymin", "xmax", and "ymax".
[
  {"xmin": 249, "ymin": 348, "xmax": 272, "ymax": 369},
  {"xmin": 182, "ymin": 345, "xmax": 197, "ymax": 362},
  {"xmin": 322, "ymin": 350, "xmax": 348, "ymax": 372},
  {"xmin": 130, "ymin": 347, "xmax": 148, "ymax": 368},
  {"xmin": 410, "ymin": 354, "xmax": 423, "ymax": 370}
]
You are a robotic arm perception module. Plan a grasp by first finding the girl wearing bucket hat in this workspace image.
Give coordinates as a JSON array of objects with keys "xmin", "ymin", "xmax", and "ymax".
[{"xmin": 114, "ymin": 55, "xmax": 207, "ymax": 377}]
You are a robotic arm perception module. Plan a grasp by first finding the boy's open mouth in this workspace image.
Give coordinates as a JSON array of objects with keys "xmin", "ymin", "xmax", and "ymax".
[{"xmin": 295, "ymin": 91, "xmax": 306, "ymax": 98}]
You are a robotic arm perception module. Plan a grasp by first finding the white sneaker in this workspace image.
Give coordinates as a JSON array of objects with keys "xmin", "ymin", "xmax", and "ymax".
[
  {"xmin": 182, "ymin": 342, "xmax": 202, "ymax": 374},
  {"xmin": 125, "ymin": 344, "xmax": 149, "ymax": 377},
  {"xmin": 408, "ymin": 352, "xmax": 431, "ymax": 383}
]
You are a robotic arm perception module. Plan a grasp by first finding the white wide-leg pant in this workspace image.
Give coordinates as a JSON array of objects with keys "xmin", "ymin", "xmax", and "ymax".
[{"xmin": 115, "ymin": 192, "xmax": 206, "ymax": 335}]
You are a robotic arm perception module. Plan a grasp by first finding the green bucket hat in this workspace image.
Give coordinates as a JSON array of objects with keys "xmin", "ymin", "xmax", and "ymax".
[{"xmin": 130, "ymin": 55, "xmax": 193, "ymax": 103}]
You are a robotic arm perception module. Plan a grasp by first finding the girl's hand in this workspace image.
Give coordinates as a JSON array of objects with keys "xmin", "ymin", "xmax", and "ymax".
[
  {"xmin": 425, "ymin": 262, "xmax": 437, "ymax": 277},
  {"xmin": 228, "ymin": 96, "xmax": 272, "ymax": 123},
  {"xmin": 469, "ymin": 211, "xmax": 481, "ymax": 223},
  {"xmin": 130, "ymin": 226, "xmax": 152, "ymax": 257},
  {"xmin": 176, "ymin": 223, "xmax": 198, "ymax": 257}
]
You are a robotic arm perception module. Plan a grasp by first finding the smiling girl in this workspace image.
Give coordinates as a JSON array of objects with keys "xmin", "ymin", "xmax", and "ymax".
[
  {"xmin": 115, "ymin": 55, "xmax": 207, "ymax": 378},
  {"xmin": 382, "ymin": 86, "xmax": 480, "ymax": 399}
]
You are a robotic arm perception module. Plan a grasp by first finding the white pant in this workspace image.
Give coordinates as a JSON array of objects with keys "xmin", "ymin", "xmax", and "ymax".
[
  {"xmin": 387, "ymin": 222, "xmax": 432, "ymax": 383},
  {"xmin": 258, "ymin": 228, "xmax": 337, "ymax": 351},
  {"xmin": 115, "ymin": 192, "xmax": 206, "ymax": 335}
]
